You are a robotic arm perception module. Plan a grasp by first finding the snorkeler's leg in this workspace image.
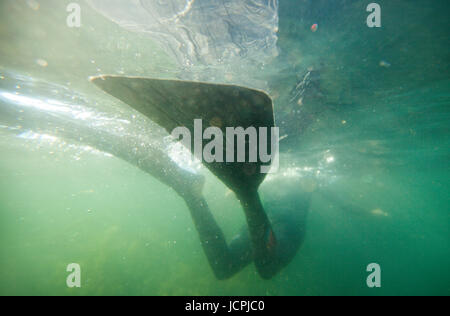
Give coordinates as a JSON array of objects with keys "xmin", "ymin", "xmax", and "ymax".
[
  {"xmin": 236, "ymin": 189, "xmax": 313, "ymax": 280},
  {"xmin": 134, "ymin": 152, "xmax": 251, "ymax": 279},
  {"xmin": 236, "ymin": 190, "xmax": 281, "ymax": 280},
  {"xmin": 183, "ymin": 194, "xmax": 252, "ymax": 280}
]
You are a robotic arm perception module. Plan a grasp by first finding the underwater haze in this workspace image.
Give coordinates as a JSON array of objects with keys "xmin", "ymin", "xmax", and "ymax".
[{"xmin": 0, "ymin": 0, "xmax": 449, "ymax": 296}]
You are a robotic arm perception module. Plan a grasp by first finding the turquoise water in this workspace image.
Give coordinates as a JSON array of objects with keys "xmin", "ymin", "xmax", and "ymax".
[{"xmin": 0, "ymin": 0, "xmax": 449, "ymax": 296}]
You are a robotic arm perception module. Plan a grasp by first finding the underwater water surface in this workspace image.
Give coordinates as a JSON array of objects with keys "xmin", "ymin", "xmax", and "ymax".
[{"xmin": 0, "ymin": 0, "xmax": 449, "ymax": 296}]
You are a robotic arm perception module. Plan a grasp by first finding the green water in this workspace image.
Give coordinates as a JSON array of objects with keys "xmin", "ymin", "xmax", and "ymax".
[{"xmin": 0, "ymin": 0, "xmax": 449, "ymax": 296}]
